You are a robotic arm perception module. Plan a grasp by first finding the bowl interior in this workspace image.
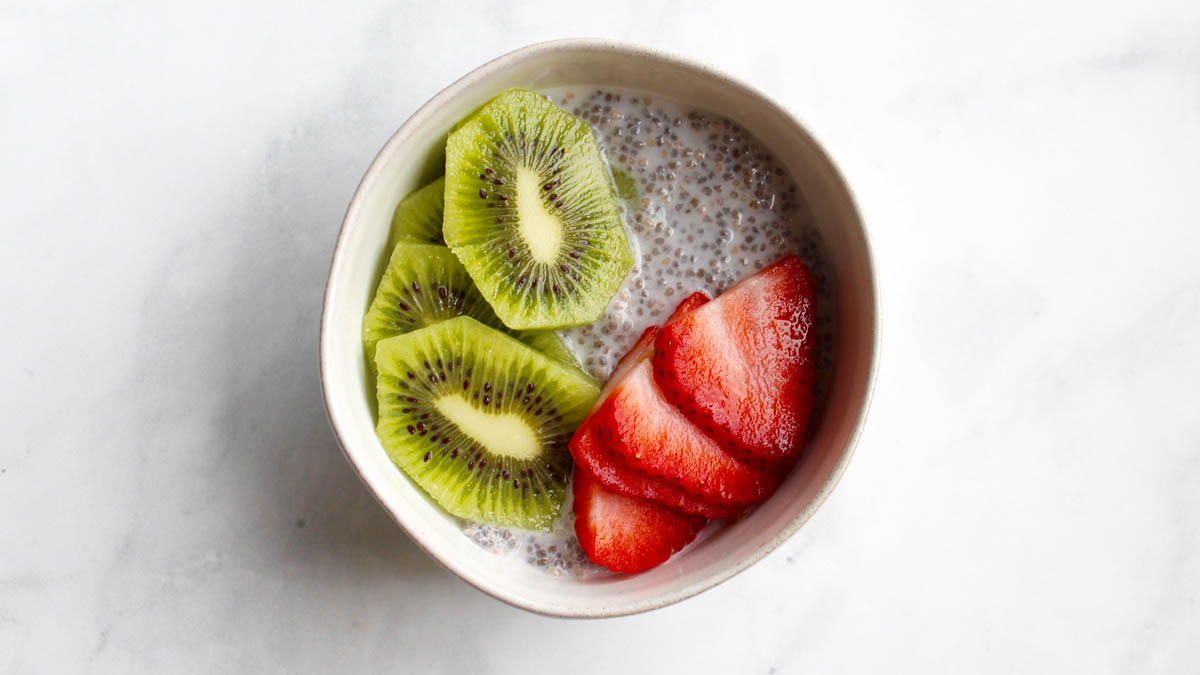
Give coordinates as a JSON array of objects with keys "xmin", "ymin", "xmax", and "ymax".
[{"xmin": 321, "ymin": 41, "xmax": 875, "ymax": 617}]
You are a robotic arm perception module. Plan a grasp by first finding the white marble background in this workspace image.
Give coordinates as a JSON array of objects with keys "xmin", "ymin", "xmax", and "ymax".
[{"xmin": 3, "ymin": 0, "xmax": 1198, "ymax": 672}]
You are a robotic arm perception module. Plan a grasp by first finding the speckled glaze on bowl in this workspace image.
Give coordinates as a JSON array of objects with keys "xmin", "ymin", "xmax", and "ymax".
[{"xmin": 320, "ymin": 39, "xmax": 878, "ymax": 618}]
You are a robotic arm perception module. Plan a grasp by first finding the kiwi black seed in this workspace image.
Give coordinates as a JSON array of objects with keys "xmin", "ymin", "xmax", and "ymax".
[
  {"xmin": 443, "ymin": 88, "xmax": 634, "ymax": 330},
  {"xmin": 374, "ymin": 316, "xmax": 600, "ymax": 531},
  {"xmin": 388, "ymin": 176, "xmax": 446, "ymax": 248}
]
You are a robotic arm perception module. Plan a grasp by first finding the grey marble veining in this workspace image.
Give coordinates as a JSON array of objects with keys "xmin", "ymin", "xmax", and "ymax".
[{"xmin": 2, "ymin": 1, "xmax": 1198, "ymax": 672}]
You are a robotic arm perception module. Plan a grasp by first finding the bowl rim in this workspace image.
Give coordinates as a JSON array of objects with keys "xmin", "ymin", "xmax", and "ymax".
[{"xmin": 319, "ymin": 37, "xmax": 880, "ymax": 618}]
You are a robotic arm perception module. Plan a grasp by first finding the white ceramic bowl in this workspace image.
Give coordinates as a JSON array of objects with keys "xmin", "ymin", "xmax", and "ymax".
[{"xmin": 320, "ymin": 39, "xmax": 877, "ymax": 617}]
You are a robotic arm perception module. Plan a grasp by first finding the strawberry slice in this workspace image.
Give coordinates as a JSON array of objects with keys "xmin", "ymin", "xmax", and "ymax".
[
  {"xmin": 595, "ymin": 360, "xmax": 777, "ymax": 504},
  {"xmin": 652, "ymin": 256, "xmax": 816, "ymax": 470},
  {"xmin": 570, "ymin": 419, "xmax": 748, "ymax": 518},
  {"xmin": 665, "ymin": 291, "xmax": 710, "ymax": 324},
  {"xmin": 573, "ymin": 464, "xmax": 707, "ymax": 573}
]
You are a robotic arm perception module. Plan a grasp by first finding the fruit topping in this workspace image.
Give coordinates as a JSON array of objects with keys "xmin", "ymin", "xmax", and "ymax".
[
  {"xmin": 572, "ymin": 464, "xmax": 707, "ymax": 574},
  {"xmin": 375, "ymin": 316, "xmax": 599, "ymax": 531},
  {"xmin": 443, "ymin": 89, "xmax": 634, "ymax": 329}
]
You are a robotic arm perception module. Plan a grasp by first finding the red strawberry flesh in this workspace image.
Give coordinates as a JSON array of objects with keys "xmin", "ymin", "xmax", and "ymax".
[
  {"xmin": 597, "ymin": 359, "xmax": 777, "ymax": 504},
  {"xmin": 573, "ymin": 464, "xmax": 707, "ymax": 574},
  {"xmin": 665, "ymin": 291, "xmax": 710, "ymax": 324},
  {"xmin": 652, "ymin": 255, "xmax": 816, "ymax": 469},
  {"xmin": 569, "ymin": 420, "xmax": 749, "ymax": 519}
]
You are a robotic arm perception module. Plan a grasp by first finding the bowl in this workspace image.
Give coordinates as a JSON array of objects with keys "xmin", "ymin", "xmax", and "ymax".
[{"xmin": 320, "ymin": 38, "xmax": 878, "ymax": 617}]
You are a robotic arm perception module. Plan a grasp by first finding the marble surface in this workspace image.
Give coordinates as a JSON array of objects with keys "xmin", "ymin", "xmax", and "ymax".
[{"xmin": 3, "ymin": 1, "xmax": 1199, "ymax": 672}]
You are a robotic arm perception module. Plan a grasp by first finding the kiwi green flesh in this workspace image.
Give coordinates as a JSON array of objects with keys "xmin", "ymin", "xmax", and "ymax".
[
  {"xmin": 374, "ymin": 316, "xmax": 600, "ymax": 531},
  {"xmin": 388, "ymin": 177, "xmax": 445, "ymax": 248},
  {"xmin": 362, "ymin": 242, "xmax": 582, "ymax": 370},
  {"xmin": 517, "ymin": 329, "xmax": 575, "ymax": 366},
  {"xmin": 443, "ymin": 88, "xmax": 633, "ymax": 330},
  {"xmin": 611, "ymin": 168, "xmax": 639, "ymax": 205}
]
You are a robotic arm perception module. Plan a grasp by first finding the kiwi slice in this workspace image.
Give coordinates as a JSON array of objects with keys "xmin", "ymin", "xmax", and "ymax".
[
  {"xmin": 443, "ymin": 88, "xmax": 634, "ymax": 329},
  {"xmin": 375, "ymin": 316, "xmax": 600, "ymax": 531},
  {"xmin": 362, "ymin": 242, "xmax": 587, "ymax": 375},
  {"xmin": 363, "ymin": 242, "xmax": 508, "ymax": 363},
  {"xmin": 388, "ymin": 177, "xmax": 445, "ymax": 248}
]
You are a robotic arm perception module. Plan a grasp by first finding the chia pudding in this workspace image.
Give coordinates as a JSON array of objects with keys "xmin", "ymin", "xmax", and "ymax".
[{"xmin": 459, "ymin": 87, "xmax": 835, "ymax": 577}]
